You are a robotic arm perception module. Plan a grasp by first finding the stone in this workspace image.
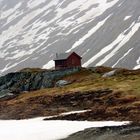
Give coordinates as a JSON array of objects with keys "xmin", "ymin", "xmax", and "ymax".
[
  {"xmin": 0, "ymin": 89, "xmax": 14, "ymax": 99},
  {"xmin": 55, "ymin": 80, "xmax": 70, "ymax": 87}
]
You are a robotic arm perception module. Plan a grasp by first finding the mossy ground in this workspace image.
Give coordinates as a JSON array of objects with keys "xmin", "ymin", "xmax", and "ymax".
[{"xmin": 0, "ymin": 67, "xmax": 140, "ymax": 120}]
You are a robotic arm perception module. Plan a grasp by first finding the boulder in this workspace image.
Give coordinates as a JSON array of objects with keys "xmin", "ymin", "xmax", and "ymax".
[{"xmin": 55, "ymin": 80, "xmax": 70, "ymax": 87}]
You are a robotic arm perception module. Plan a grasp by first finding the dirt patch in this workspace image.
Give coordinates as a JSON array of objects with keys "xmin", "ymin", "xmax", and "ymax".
[{"xmin": 0, "ymin": 88, "xmax": 139, "ymax": 121}]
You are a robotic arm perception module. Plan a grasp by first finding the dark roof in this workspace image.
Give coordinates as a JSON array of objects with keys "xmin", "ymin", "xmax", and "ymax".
[
  {"xmin": 54, "ymin": 52, "xmax": 81, "ymax": 61},
  {"xmin": 54, "ymin": 52, "xmax": 72, "ymax": 60}
]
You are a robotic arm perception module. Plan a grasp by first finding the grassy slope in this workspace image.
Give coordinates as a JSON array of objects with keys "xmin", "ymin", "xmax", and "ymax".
[
  {"xmin": 19, "ymin": 67, "xmax": 140, "ymax": 99},
  {"xmin": 0, "ymin": 67, "xmax": 140, "ymax": 120}
]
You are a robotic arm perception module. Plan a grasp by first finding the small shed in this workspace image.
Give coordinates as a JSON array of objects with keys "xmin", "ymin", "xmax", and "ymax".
[{"xmin": 54, "ymin": 52, "xmax": 82, "ymax": 69}]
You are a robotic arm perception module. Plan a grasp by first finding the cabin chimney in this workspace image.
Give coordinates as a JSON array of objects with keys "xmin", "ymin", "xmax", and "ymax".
[{"xmin": 56, "ymin": 53, "xmax": 58, "ymax": 58}]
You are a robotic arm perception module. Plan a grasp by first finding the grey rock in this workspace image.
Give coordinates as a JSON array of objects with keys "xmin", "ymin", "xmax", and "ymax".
[
  {"xmin": 55, "ymin": 80, "xmax": 70, "ymax": 87},
  {"xmin": 0, "ymin": 89, "xmax": 14, "ymax": 99}
]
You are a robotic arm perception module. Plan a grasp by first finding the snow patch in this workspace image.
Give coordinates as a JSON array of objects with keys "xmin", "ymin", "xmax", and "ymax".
[
  {"xmin": 27, "ymin": 0, "xmax": 46, "ymax": 9},
  {"xmin": 77, "ymin": 0, "xmax": 119, "ymax": 24},
  {"xmin": 96, "ymin": 21, "xmax": 140, "ymax": 66},
  {"xmin": 67, "ymin": 15, "xmax": 111, "ymax": 53},
  {"xmin": 0, "ymin": 2, "xmax": 22, "ymax": 19},
  {"xmin": 124, "ymin": 16, "xmax": 132, "ymax": 21},
  {"xmin": 46, "ymin": 110, "xmax": 91, "ymax": 119},
  {"xmin": 42, "ymin": 60, "xmax": 54, "ymax": 69},
  {"xmin": 83, "ymin": 21, "xmax": 140, "ymax": 67},
  {"xmin": 112, "ymin": 48, "xmax": 133, "ymax": 68},
  {"xmin": 134, "ymin": 56, "xmax": 140, "ymax": 70},
  {"xmin": 0, "ymin": 118, "xmax": 130, "ymax": 140},
  {"xmin": 0, "ymin": 57, "xmax": 30, "ymax": 74}
]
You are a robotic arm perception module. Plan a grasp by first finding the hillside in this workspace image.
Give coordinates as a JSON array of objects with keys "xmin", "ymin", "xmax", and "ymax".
[
  {"xmin": 0, "ymin": 66, "xmax": 140, "ymax": 121},
  {"xmin": 0, "ymin": 0, "xmax": 140, "ymax": 75}
]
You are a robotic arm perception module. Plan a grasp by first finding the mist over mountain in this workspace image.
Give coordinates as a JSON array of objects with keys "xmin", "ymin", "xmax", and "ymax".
[{"xmin": 0, "ymin": 0, "xmax": 140, "ymax": 75}]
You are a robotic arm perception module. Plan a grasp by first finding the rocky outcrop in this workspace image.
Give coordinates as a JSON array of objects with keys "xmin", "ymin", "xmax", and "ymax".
[
  {"xmin": 0, "ymin": 68, "xmax": 80, "ymax": 98},
  {"xmin": 62, "ymin": 124, "xmax": 140, "ymax": 140}
]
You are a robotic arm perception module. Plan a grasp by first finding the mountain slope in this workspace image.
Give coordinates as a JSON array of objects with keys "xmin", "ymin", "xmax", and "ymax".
[{"xmin": 0, "ymin": 0, "xmax": 140, "ymax": 75}]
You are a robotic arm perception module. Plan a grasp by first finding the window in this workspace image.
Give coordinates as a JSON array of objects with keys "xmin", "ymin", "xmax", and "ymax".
[{"xmin": 56, "ymin": 60, "xmax": 64, "ymax": 65}]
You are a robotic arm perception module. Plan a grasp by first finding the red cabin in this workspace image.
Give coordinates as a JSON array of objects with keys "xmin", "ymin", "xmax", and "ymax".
[{"xmin": 54, "ymin": 52, "xmax": 82, "ymax": 69}]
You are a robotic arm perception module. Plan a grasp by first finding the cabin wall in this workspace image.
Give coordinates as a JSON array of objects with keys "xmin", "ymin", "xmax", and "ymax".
[
  {"xmin": 55, "ymin": 53, "xmax": 82, "ymax": 69},
  {"xmin": 66, "ymin": 54, "xmax": 81, "ymax": 67}
]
